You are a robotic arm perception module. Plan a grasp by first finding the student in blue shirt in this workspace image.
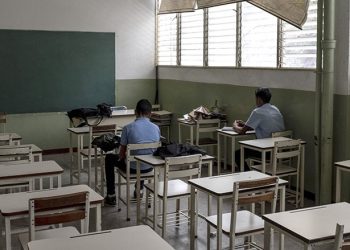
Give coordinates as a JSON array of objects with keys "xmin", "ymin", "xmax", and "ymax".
[
  {"xmin": 104, "ymin": 99, "xmax": 160, "ymax": 205},
  {"xmin": 233, "ymin": 87, "xmax": 285, "ymax": 170}
]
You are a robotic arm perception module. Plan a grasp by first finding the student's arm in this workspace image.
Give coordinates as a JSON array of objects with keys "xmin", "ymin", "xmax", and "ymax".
[{"xmin": 233, "ymin": 120, "xmax": 253, "ymax": 134}]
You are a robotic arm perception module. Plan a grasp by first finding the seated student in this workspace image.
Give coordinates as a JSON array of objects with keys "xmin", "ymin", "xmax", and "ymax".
[
  {"xmin": 233, "ymin": 87, "xmax": 285, "ymax": 170},
  {"xmin": 104, "ymin": 99, "xmax": 160, "ymax": 205}
]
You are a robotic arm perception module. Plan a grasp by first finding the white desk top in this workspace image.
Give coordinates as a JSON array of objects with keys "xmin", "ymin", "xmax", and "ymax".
[
  {"xmin": 0, "ymin": 144, "xmax": 42, "ymax": 153},
  {"xmin": 263, "ymin": 202, "xmax": 350, "ymax": 244},
  {"xmin": 217, "ymin": 129, "xmax": 255, "ymax": 136},
  {"xmin": 335, "ymin": 160, "xmax": 350, "ymax": 169},
  {"xmin": 152, "ymin": 110, "xmax": 172, "ymax": 116},
  {"xmin": 239, "ymin": 137, "xmax": 306, "ymax": 149},
  {"xmin": 0, "ymin": 184, "xmax": 103, "ymax": 216},
  {"xmin": 134, "ymin": 154, "xmax": 215, "ymax": 167},
  {"xmin": 0, "ymin": 160, "xmax": 63, "ymax": 180},
  {"xmin": 28, "ymin": 225, "xmax": 174, "ymax": 250},
  {"xmin": 110, "ymin": 109, "xmax": 135, "ymax": 117},
  {"xmin": 67, "ymin": 126, "xmax": 123, "ymax": 134},
  {"xmin": 188, "ymin": 171, "xmax": 287, "ymax": 196},
  {"xmin": 0, "ymin": 133, "xmax": 21, "ymax": 141},
  {"xmin": 177, "ymin": 118, "xmax": 196, "ymax": 125}
]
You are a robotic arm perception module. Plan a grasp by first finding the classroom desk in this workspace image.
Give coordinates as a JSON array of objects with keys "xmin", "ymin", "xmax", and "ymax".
[
  {"xmin": 150, "ymin": 110, "xmax": 172, "ymax": 141},
  {"xmin": 0, "ymin": 160, "xmax": 63, "ymax": 190},
  {"xmin": 0, "ymin": 184, "xmax": 103, "ymax": 250},
  {"xmin": 239, "ymin": 137, "xmax": 306, "ymax": 207},
  {"xmin": 216, "ymin": 129, "xmax": 255, "ymax": 174},
  {"xmin": 263, "ymin": 202, "xmax": 350, "ymax": 250},
  {"xmin": 0, "ymin": 144, "xmax": 43, "ymax": 162},
  {"xmin": 134, "ymin": 154, "xmax": 215, "ymax": 229},
  {"xmin": 188, "ymin": 171, "xmax": 288, "ymax": 250},
  {"xmin": 335, "ymin": 160, "xmax": 350, "ymax": 202},
  {"xmin": 0, "ymin": 133, "xmax": 22, "ymax": 145},
  {"xmin": 28, "ymin": 225, "xmax": 175, "ymax": 250}
]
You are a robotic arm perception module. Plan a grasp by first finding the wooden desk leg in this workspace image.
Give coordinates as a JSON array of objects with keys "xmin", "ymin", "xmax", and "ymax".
[
  {"xmin": 190, "ymin": 126, "xmax": 194, "ymax": 145},
  {"xmin": 77, "ymin": 135, "xmax": 82, "ymax": 185},
  {"xmin": 224, "ymin": 136, "xmax": 227, "ymax": 171},
  {"xmin": 57, "ymin": 175, "xmax": 62, "ymax": 187},
  {"xmin": 301, "ymin": 145, "xmax": 305, "ymax": 207},
  {"xmin": 264, "ymin": 221, "xmax": 272, "ymax": 250},
  {"xmin": 217, "ymin": 133, "xmax": 221, "ymax": 175},
  {"xmin": 190, "ymin": 186, "xmax": 196, "ymax": 250},
  {"xmin": 5, "ymin": 217, "xmax": 11, "ymax": 250},
  {"xmin": 240, "ymin": 145, "xmax": 245, "ymax": 172},
  {"xmin": 153, "ymin": 167, "xmax": 159, "ymax": 232},
  {"xmin": 336, "ymin": 166, "xmax": 341, "ymax": 202},
  {"xmin": 88, "ymin": 141, "xmax": 92, "ymax": 188},
  {"xmin": 69, "ymin": 131, "xmax": 73, "ymax": 184},
  {"xmin": 216, "ymin": 198, "xmax": 223, "ymax": 250},
  {"xmin": 231, "ymin": 137, "xmax": 235, "ymax": 173},
  {"xmin": 95, "ymin": 204, "xmax": 102, "ymax": 231},
  {"xmin": 136, "ymin": 161, "xmax": 141, "ymax": 225},
  {"xmin": 279, "ymin": 186, "xmax": 286, "ymax": 250}
]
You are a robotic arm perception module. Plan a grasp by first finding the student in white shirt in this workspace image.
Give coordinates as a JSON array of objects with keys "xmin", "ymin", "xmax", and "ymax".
[{"xmin": 233, "ymin": 87, "xmax": 285, "ymax": 170}]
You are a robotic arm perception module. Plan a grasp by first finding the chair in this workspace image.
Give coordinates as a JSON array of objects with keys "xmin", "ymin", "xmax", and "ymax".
[
  {"xmin": 0, "ymin": 112, "xmax": 6, "ymax": 133},
  {"xmin": 117, "ymin": 141, "xmax": 162, "ymax": 221},
  {"xmin": 205, "ymin": 176, "xmax": 279, "ymax": 250},
  {"xmin": 195, "ymin": 119, "xmax": 220, "ymax": 153},
  {"xmin": 0, "ymin": 145, "xmax": 34, "ymax": 192},
  {"xmin": 18, "ymin": 191, "xmax": 90, "ymax": 250},
  {"xmin": 334, "ymin": 223, "xmax": 350, "ymax": 250},
  {"xmin": 250, "ymin": 139, "xmax": 301, "ymax": 207},
  {"xmin": 79, "ymin": 124, "xmax": 117, "ymax": 189},
  {"xmin": 144, "ymin": 154, "xmax": 202, "ymax": 238},
  {"xmin": 0, "ymin": 133, "xmax": 13, "ymax": 146}
]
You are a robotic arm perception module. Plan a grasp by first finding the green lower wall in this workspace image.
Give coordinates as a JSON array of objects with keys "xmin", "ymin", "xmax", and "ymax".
[{"xmin": 158, "ymin": 79, "xmax": 350, "ymax": 199}]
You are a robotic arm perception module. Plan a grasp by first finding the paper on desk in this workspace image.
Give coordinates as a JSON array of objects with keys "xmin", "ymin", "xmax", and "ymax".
[{"xmin": 222, "ymin": 126, "xmax": 234, "ymax": 131}]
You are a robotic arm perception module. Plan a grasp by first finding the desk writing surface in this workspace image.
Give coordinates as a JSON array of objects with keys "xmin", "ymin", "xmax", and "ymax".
[
  {"xmin": 188, "ymin": 171, "xmax": 287, "ymax": 196},
  {"xmin": 263, "ymin": 202, "xmax": 350, "ymax": 243},
  {"xmin": 0, "ymin": 184, "xmax": 103, "ymax": 215},
  {"xmin": 0, "ymin": 144, "xmax": 42, "ymax": 153},
  {"xmin": 28, "ymin": 225, "xmax": 175, "ymax": 250},
  {"xmin": 335, "ymin": 160, "xmax": 350, "ymax": 169},
  {"xmin": 0, "ymin": 133, "xmax": 21, "ymax": 140},
  {"xmin": 239, "ymin": 137, "xmax": 306, "ymax": 149},
  {"xmin": 0, "ymin": 160, "xmax": 62, "ymax": 179},
  {"xmin": 152, "ymin": 110, "xmax": 172, "ymax": 116},
  {"xmin": 217, "ymin": 129, "xmax": 255, "ymax": 136}
]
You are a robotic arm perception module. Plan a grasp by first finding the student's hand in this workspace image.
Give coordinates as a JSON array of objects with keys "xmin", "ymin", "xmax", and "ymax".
[{"xmin": 234, "ymin": 120, "xmax": 245, "ymax": 127}]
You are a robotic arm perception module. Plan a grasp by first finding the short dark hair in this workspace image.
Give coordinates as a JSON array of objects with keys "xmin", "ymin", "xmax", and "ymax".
[
  {"xmin": 135, "ymin": 99, "xmax": 152, "ymax": 115},
  {"xmin": 255, "ymin": 88, "xmax": 271, "ymax": 103}
]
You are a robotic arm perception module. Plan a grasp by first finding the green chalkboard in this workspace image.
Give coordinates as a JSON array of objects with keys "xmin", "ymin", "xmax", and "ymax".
[{"xmin": 0, "ymin": 30, "xmax": 115, "ymax": 114}]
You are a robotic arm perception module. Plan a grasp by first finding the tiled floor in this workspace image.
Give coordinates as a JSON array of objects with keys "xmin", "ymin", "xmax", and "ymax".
[{"xmin": 4, "ymin": 153, "xmax": 332, "ymax": 250}]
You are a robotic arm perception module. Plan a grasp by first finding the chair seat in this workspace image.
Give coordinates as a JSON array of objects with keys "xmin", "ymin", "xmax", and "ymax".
[
  {"xmin": 197, "ymin": 138, "xmax": 217, "ymax": 146},
  {"xmin": 251, "ymin": 163, "xmax": 297, "ymax": 176},
  {"xmin": 145, "ymin": 179, "xmax": 191, "ymax": 198},
  {"xmin": 205, "ymin": 210, "xmax": 264, "ymax": 236},
  {"xmin": 80, "ymin": 148, "xmax": 102, "ymax": 157},
  {"xmin": 117, "ymin": 168, "xmax": 154, "ymax": 179},
  {"xmin": 19, "ymin": 226, "xmax": 80, "ymax": 250}
]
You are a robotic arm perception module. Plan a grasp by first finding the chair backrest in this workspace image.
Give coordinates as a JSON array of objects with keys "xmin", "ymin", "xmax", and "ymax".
[
  {"xmin": 195, "ymin": 119, "xmax": 220, "ymax": 145},
  {"xmin": 271, "ymin": 130, "xmax": 293, "ymax": 138},
  {"xmin": 271, "ymin": 139, "xmax": 301, "ymax": 175},
  {"xmin": 29, "ymin": 191, "xmax": 90, "ymax": 241},
  {"xmin": 164, "ymin": 154, "xmax": 202, "ymax": 180},
  {"xmin": 0, "ymin": 145, "xmax": 33, "ymax": 164},
  {"xmin": 230, "ymin": 176, "xmax": 279, "ymax": 237},
  {"xmin": 152, "ymin": 104, "xmax": 161, "ymax": 111},
  {"xmin": 0, "ymin": 134, "xmax": 13, "ymax": 146},
  {"xmin": 126, "ymin": 141, "xmax": 162, "ymax": 172}
]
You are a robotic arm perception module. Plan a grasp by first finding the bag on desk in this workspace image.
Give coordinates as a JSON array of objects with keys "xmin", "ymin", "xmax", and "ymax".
[
  {"xmin": 67, "ymin": 108, "xmax": 101, "ymax": 127},
  {"xmin": 91, "ymin": 133, "xmax": 120, "ymax": 152},
  {"xmin": 153, "ymin": 143, "xmax": 206, "ymax": 159},
  {"xmin": 97, "ymin": 103, "xmax": 112, "ymax": 117}
]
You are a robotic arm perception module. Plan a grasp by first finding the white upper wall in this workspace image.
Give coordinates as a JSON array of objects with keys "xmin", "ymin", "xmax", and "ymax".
[{"xmin": 0, "ymin": 0, "xmax": 156, "ymax": 80}]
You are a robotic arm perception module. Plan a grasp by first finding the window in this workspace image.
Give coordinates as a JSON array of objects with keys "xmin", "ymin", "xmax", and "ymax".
[
  {"xmin": 156, "ymin": 1, "xmax": 317, "ymax": 69},
  {"xmin": 181, "ymin": 10, "xmax": 204, "ymax": 66},
  {"xmin": 281, "ymin": 0, "xmax": 318, "ymax": 68},
  {"xmin": 241, "ymin": 2, "xmax": 278, "ymax": 67},
  {"xmin": 208, "ymin": 4, "xmax": 237, "ymax": 66},
  {"xmin": 157, "ymin": 13, "xmax": 177, "ymax": 65}
]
